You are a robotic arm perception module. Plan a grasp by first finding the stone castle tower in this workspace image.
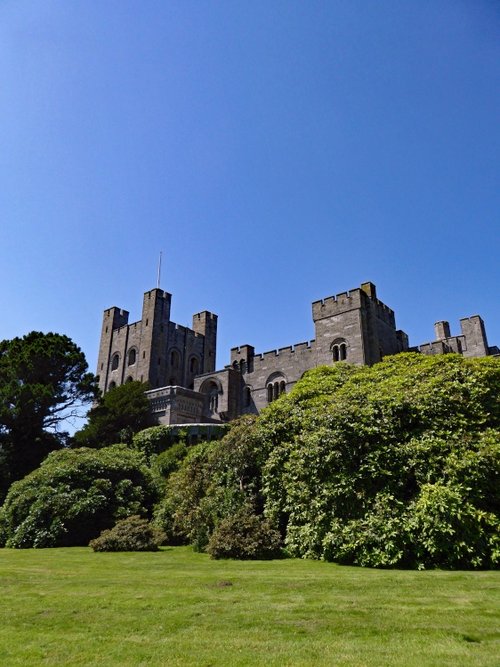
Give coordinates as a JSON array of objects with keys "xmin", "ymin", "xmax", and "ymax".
[
  {"xmin": 96, "ymin": 288, "xmax": 217, "ymax": 394},
  {"xmin": 96, "ymin": 282, "xmax": 497, "ymax": 426}
]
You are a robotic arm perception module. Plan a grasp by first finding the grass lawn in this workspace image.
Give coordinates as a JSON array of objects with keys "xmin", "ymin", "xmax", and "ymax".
[{"xmin": 0, "ymin": 546, "xmax": 498, "ymax": 666}]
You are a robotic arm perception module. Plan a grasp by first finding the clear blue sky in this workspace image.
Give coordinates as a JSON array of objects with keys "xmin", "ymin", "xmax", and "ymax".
[{"xmin": 1, "ymin": 1, "xmax": 499, "ymax": 379}]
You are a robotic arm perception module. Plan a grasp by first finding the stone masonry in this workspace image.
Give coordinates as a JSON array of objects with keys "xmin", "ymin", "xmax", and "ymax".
[{"xmin": 96, "ymin": 282, "xmax": 498, "ymax": 425}]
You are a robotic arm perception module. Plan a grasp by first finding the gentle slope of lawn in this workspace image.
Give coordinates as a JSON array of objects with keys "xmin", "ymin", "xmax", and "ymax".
[{"xmin": 0, "ymin": 546, "xmax": 498, "ymax": 666}]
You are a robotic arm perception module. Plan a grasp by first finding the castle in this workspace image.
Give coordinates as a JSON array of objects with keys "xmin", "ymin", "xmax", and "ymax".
[{"xmin": 96, "ymin": 282, "xmax": 498, "ymax": 425}]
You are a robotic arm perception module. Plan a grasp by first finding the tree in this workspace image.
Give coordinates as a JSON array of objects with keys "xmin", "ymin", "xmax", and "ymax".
[
  {"xmin": 0, "ymin": 331, "xmax": 96, "ymax": 496},
  {"xmin": 73, "ymin": 381, "xmax": 151, "ymax": 448},
  {"xmin": 0, "ymin": 445, "xmax": 160, "ymax": 548}
]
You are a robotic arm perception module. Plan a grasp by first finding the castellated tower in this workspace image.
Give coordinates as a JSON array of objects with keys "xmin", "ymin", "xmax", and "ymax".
[
  {"xmin": 312, "ymin": 282, "xmax": 408, "ymax": 366},
  {"xmin": 96, "ymin": 289, "xmax": 217, "ymax": 395}
]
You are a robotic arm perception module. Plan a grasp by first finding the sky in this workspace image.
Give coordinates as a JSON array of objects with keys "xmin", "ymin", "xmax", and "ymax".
[{"xmin": 1, "ymin": 1, "xmax": 499, "ymax": 384}]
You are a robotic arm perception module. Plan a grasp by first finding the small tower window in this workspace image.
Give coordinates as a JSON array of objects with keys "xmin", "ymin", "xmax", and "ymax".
[
  {"xmin": 111, "ymin": 354, "xmax": 119, "ymax": 371},
  {"xmin": 244, "ymin": 386, "xmax": 252, "ymax": 407},
  {"xmin": 170, "ymin": 349, "xmax": 181, "ymax": 369},
  {"xmin": 331, "ymin": 339, "xmax": 348, "ymax": 363},
  {"xmin": 128, "ymin": 349, "xmax": 136, "ymax": 366},
  {"xmin": 190, "ymin": 357, "xmax": 199, "ymax": 374}
]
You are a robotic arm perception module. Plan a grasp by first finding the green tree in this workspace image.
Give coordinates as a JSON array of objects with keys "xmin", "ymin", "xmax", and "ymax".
[
  {"xmin": 73, "ymin": 381, "xmax": 150, "ymax": 448},
  {"xmin": 0, "ymin": 331, "xmax": 96, "ymax": 496},
  {"xmin": 0, "ymin": 445, "xmax": 160, "ymax": 548}
]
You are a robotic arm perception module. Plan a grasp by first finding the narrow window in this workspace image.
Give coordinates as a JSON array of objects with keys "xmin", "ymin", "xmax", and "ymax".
[
  {"xmin": 340, "ymin": 343, "xmax": 347, "ymax": 360},
  {"xmin": 128, "ymin": 349, "xmax": 136, "ymax": 366},
  {"xmin": 267, "ymin": 384, "xmax": 273, "ymax": 403},
  {"xmin": 279, "ymin": 380, "xmax": 286, "ymax": 395},
  {"xmin": 111, "ymin": 353, "xmax": 119, "ymax": 370},
  {"xmin": 108, "ymin": 381, "xmax": 116, "ymax": 390},
  {"xmin": 244, "ymin": 386, "xmax": 252, "ymax": 407}
]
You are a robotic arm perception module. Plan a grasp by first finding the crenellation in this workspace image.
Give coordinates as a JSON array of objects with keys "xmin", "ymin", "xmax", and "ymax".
[{"xmin": 97, "ymin": 281, "xmax": 496, "ymax": 426}]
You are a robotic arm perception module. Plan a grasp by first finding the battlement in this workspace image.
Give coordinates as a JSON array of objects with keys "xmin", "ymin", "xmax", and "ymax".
[
  {"xmin": 312, "ymin": 289, "xmax": 364, "ymax": 321},
  {"xmin": 193, "ymin": 311, "xmax": 218, "ymax": 322},
  {"xmin": 254, "ymin": 340, "xmax": 313, "ymax": 362},
  {"xmin": 103, "ymin": 307, "xmax": 129, "ymax": 330},
  {"xmin": 312, "ymin": 283, "xmax": 395, "ymax": 327}
]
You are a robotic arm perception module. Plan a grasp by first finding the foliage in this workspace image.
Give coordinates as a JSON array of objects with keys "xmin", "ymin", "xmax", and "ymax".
[
  {"xmin": 0, "ymin": 331, "xmax": 96, "ymax": 496},
  {"xmin": 206, "ymin": 506, "xmax": 282, "ymax": 560},
  {"xmin": 0, "ymin": 445, "xmax": 160, "ymax": 548},
  {"xmin": 154, "ymin": 416, "xmax": 265, "ymax": 550},
  {"xmin": 132, "ymin": 425, "xmax": 176, "ymax": 459},
  {"xmin": 89, "ymin": 515, "xmax": 165, "ymax": 552},
  {"xmin": 153, "ymin": 442, "xmax": 189, "ymax": 478},
  {"xmin": 73, "ymin": 381, "xmax": 150, "ymax": 448},
  {"xmin": 260, "ymin": 354, "xmax": 500, "ymax": 568}
]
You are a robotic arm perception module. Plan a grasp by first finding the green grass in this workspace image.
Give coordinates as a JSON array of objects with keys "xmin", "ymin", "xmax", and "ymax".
[{"xmin": 0, "ymin": 547, "xmax": 498, "ymax": 666}]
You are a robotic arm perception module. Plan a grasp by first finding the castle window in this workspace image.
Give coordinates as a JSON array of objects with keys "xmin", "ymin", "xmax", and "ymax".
[
  {"xmin": 190, "ymin": 357, "xmax": 199, "ymax": 374},
  {"xmin": 244, "ymin": 386, "xmax": 252, "ymax": 407},
  {"xmin": 111, "ymin": 353, "xmax": 119, "ymax": 371},
  {"xmin": 266, "ymin": 373, "xmax": 287, "ymax": 404},
  {"xmin": 331, "ymin": 339, "xmax": 348, "ymax": 363},
  {"xmin": 108, "ymin": 381, "xmax": 116, "ymax": 390},
  {"xmin": 128, "ymin": 349, "xmax": 136, "ymax": 366},
  {"xmin": 170, "ymin": 349, "xmax": 181, "ymax": 369},
  {"xmin": 126, "ymin": 376, "xmax": 133, "ymax": 383}
]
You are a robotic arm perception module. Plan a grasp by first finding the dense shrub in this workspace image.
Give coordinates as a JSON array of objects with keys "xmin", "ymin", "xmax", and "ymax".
[
  {"xmin": 261, "ymin": 354, "xmax": 500, "ymax": 568},
  {"xmin": 0, "ymin": 445, "xmax": 160, "ymax": 548},
  {"xmin": 132, "ymin": 425, "xmax": 178, "ymax": 460},
  {"xmin": 155, "ymin": 416, "xmax": 265, "ymax": 550},
  {"xmin": 89, "ymin": 515, "xmax": 165, "ymax": 552},
  {"xmin": 206, "ymin": 507, "xmax": 282, "ymax": 560}
]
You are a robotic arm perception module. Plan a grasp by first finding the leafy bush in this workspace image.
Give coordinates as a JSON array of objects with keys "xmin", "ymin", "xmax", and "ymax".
[
  {"xmin": 206, "ymin": 506, "xmax": 282, "ymax": 560},
  {"xmin": 0, "ymin": 445, "xmax": 160, "ymax": 548},
  {"xmin": 155, "ymin": 416, "xmax": 265, "ymax": 550},
  {"xmin": 89, "ymin": 515, "xmax": 165, "ymax": 552},
  {"xmin": 132, "ymin": 425, "xmax": 176, "ymax": 460},
  {"xmin": 260, "ymin": 354, "xmax": 500, "ymax": 568}
]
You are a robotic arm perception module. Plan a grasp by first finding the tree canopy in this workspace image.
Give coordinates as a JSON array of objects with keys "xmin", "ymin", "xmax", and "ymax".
[
  {"xmin": 73, "ymin": 380, "xmax": 150, "ymax": 448},
  {"xmin": 0, "ymin": 331, "xmax": 96, "ymax": 496}
]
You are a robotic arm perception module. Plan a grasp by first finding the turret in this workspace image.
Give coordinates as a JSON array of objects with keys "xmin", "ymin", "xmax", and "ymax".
[{"xmin": 192, "ymin": 311, "xmax": 218, "ymax": 373}]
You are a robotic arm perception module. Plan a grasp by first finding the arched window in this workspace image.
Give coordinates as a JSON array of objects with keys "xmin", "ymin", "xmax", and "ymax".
[
  {"xmin": 126, "ymin": 376, "xmax": 133, "ymax": 383},
  {"xmin": 331, "ymin": 339, "xmax": 348, "ymax": 363},
  {"xmin": 111, "ymin": 354, "xmax": 119, "ymax": 370},
  {"xmin": 200, "ymin": 379, "xmax": 221, "ymax": 414},
  {"xmin": 244, "ymin": 386, "xmax": 252, "ymax": 407},
  {"xmin": 108, "ymin": 381, "xmax": 116, "ymax": 390},
  {"xmin": 128, "ymin": 348, "xmax": 136, "ymax": 366},
  {"xmin": 170, "ymin": 349, "xmax": 181, "ymax": 369},
  {"xmin": 189, "ymin": 356, "xmax": 199, "ymax": 374},
  {"xmin": 266, "ymin": 373, "xmax": 287, "ymax": 404}
]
